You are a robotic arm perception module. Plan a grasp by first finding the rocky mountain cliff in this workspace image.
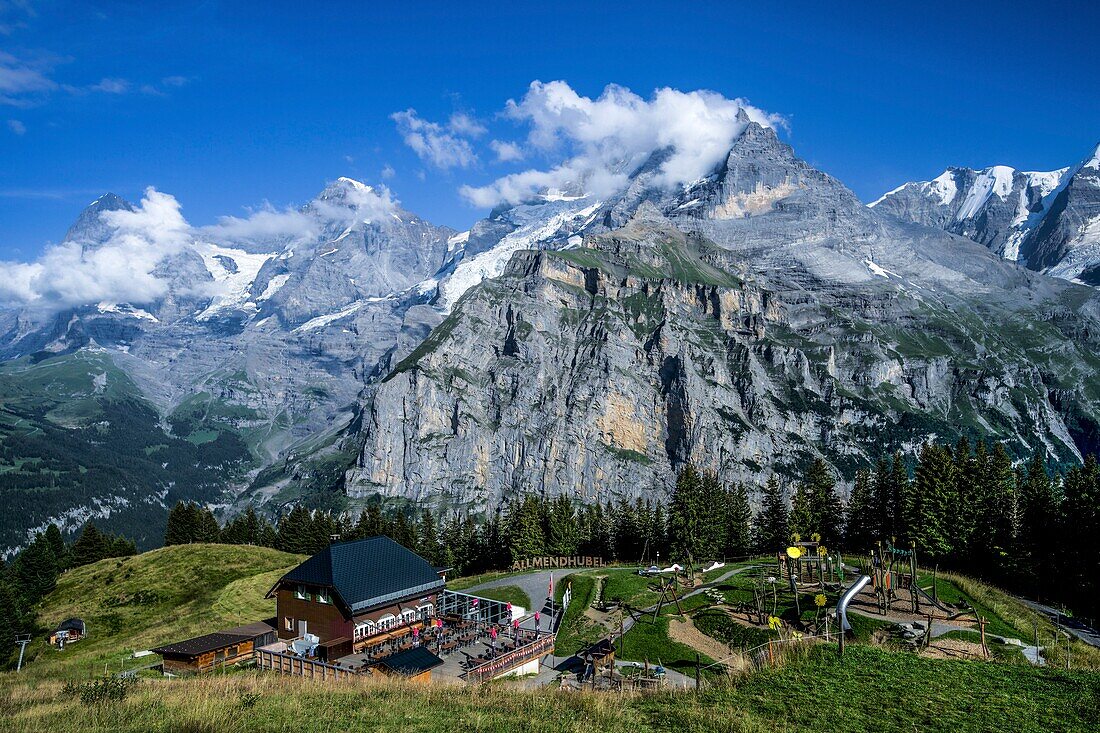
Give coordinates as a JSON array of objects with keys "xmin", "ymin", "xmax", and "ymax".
[
  {"xmin": 871, "ymin": 144, "xmax": 1100, "ymax": 284},
  {"xmin": 345, "ymin": 126, "xmax": 1100, "ymax": 508}
]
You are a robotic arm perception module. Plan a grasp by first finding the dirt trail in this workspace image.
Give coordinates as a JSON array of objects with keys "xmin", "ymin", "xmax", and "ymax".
[
  {"xmin": 666, "ymin": 616, "xmax": 747, "ymax": 670},
  {"xmin": 921, "ymin": 638, "xmax": 987, "ymax": 661}
]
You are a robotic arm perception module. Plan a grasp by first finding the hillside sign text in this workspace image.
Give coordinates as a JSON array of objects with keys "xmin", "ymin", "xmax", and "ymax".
[{"xmin": 509, "ymin": 556, "xmax": 607, "ymax": 572}]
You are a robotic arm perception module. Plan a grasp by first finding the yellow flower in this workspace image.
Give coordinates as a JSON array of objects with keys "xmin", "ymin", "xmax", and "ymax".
[
  {"xmin": 768, "ymin": 615, "xmax": 783, "ymax": 631},
  {"xmin": 814, "ymin": 594, "xmax": 827, "ymax": 608}
]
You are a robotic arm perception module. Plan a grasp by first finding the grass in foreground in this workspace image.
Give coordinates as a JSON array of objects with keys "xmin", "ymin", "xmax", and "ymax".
[{"xmin": 2, "ymin": 645, "xmax": 1097, "ymax": 733}]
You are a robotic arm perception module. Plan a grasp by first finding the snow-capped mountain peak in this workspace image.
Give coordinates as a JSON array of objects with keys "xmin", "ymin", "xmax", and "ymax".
[{"xmin": 872, "ymin": 141, "xmax": 1100, "ymax": 284}]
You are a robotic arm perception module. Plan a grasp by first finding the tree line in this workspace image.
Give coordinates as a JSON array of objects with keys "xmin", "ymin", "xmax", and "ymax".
[{"xmin": 160, "ymin": 439, "xmax": 1097, "ymax": 620}]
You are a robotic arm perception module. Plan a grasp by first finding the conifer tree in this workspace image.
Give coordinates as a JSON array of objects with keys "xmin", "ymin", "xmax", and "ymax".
[
  {"xmin": 890, "ymin": 452, "xmax": 913, "ymax": 544},
  {"xmin": 507, "ymin": 496, "xmax": 546, "ymax": 561},
  {"xmin": 1017, "ymin": 452, "xmax": 1057, "ymax": 596},
  {"xmin": 12, "ymin": 532, "xmax": 58, "ymax": 605},
  {"xmin": 911, "ymin": 443, "xmax": 955, "ymax": 560},
  {"xmin": 667, "ymin": 464, "xmax": 708, "ymax": 560},
  {"xmin": 70, "ymin": 522, "xmax": 111, "ymax": 568},
  {"xmin": 43, "ymin": 524, "xmax": 68, "ymax": 571},
  {"xmin": 546, "ymin": 495, "xmax": 579, "ymax": 556},
  {"xmin": 845, "ymin": 468, "xmax": 876, "ymax": 551},
  {"xmin": 754, "ymin": 476, "xmax": 789, "ymax": 551},
  {"xmin": 354, "ymin": 504, "xmax": 385, "ymax": 540},
  {"xmin": 790, "ymin": 460, "xmax": 843, "ymax": 546},
  {"xmin": 0, "ymin": 568, "xmax": 23, "ymax": 660},
  {"xmin": 949, "ymin": 437, "xmax": 978, "ymax": 560},
  {"xmin": 195, "ymin": 507, "xmax": 221, "ymax": 543},
  {"xmin": 869, "ymin": 457, "xmax": 892, "ymax": 541},
  {"xmin": 164, "ymin": 501, "xmax": 195, "ymax": 546},
  {"xmin": 722, "ymin": 482, "xmax": 753, "ymax": 558},
  {"xmin": 276, "ymin": 506, "xmax": 312, "ymax": 554},
  {"xmin": 651, "ymin": 503, "xmax": 668, "ymax": 560},
  {"xmin": 987, "ymin": 443, "xmax": 1018, "ymax": 575},
  {"xmin": 1060, "ymin": 455, "xmax": 1099, "ymax": 614},
  {"xmin": 417, "ymin": 510, "xmax": 443, "ymax": 565}
]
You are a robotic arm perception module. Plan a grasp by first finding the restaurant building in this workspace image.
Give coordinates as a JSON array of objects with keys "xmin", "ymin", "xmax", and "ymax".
[{"xmin": 265, "ymin": 535, "xmax": 446, "ymax": 660}]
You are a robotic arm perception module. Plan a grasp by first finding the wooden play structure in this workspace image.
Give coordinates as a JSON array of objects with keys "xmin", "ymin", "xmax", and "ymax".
[
  {"xmin": 868, "ymin": 540, "xmax": 921, "ymax": 614},
  {"xmin": 650, "ymin": 576, "xmax": 685, "ymax": 619},
  {"xmin": 776, "ymin": 535, "xmax": 846, "ymax": 591}
]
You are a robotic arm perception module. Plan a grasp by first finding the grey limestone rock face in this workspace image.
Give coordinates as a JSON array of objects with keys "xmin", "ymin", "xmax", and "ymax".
[{"xmin": 346, "ymin": 187, "xmax": 1100, "ymax": 510}]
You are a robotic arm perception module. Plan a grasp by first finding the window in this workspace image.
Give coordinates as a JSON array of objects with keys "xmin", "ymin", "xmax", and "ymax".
[
  {"xmin": 284, "ymin": 617, "xmax": 295, "ymax": 632},
  {"xmin": 295, "ymin": 585, "xmax": 307, "ymax": 601},
  {"xmin": 316, "ymin": 590, "xmax": 331, "ymax": 604}
]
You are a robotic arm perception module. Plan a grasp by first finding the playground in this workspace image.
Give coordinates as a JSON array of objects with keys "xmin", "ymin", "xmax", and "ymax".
[{"xmin": 538, "ymin": 534, "xmax": 1079, "ymax": 687}]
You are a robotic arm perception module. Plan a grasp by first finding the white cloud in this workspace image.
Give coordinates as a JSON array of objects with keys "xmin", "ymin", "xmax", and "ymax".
[
  {"xmin": 447, "ymin": 112, "xmax": 486, "ymax": 137},
  {"xmin": 380, "ymin": 164, "xmax": 395, "ymax": 179},
  {"xmin": 0, "ymin": 187, "xmax": 191, "ymax": 311},
  {"xmin": 89, "ymin": 77, "xmax": 129, "ymax": 94},
  {"xmin": 0, "ymin": 50, "xmax": 56, "ymax": 105},
  {"xmin": 391, "ymin": 108, "xmax": 479, "ymax": 170},
  {"xmin": 200, "ymin": 204, "xmax": 319, "ymax": 245},
  {"xmin": 490, "ymin": 139, "xmax": 523, "ymax": 162},
  {"xmin": 460, "ymin": 81, "xmax": 785, "ymax": 207},
  {"xmin": 7, "ymin": 118, "xmax": 24, "ymax": 134}
]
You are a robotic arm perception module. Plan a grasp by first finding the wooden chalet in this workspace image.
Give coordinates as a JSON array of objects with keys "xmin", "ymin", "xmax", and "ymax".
[
  {"xmin": 266, "ymin": 536, "xmax": 446, "ymax": 662},
  {"xmin": 153, "ymin": 621, "xmax": 276, "ymax": 675},
  {"xmin": 49, "ymin": 618, "xmax": 86, "ymax": 648}
]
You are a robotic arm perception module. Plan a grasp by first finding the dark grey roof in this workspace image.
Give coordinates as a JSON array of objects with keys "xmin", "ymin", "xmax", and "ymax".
[
  {"xmin": 372, "ymin": 646, "xmax": 444, "ymax": 676},
  {"xmin": 152, "ymin": 621, "xmax": 273, "ymax": 658},
  {"xmin": 152, "ymin": 632, "xmax": 250, "ymax": 658},
  {"xmin": 54, "ymin": 618, "xmax": 85, "ymax": 633},
  {"xmin": 222, "ymin": 621, "xmax": 275, "ymax": 638},
  {"xmin": 271, "ymin": 536, "xmax": 444, "ymax": 613}
]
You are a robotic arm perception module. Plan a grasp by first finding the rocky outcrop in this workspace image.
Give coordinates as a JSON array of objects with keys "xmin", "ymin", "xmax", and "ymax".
[{"xmin": 347, "ymin": 208, "xmax": 1100, "ymax": 507}]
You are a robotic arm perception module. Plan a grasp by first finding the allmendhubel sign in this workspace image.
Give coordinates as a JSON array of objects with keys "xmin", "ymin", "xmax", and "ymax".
[{"xmin": 509, "ymin": 556, "xmax": 607, "ymax": 571}]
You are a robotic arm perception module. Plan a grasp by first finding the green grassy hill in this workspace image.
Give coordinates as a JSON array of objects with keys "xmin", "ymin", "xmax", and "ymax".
[
  {"xmin": 3, "ymin": 546, "xmax": 1099, "ymax": 732},
  {"xmin": 16, "ymin": 543, "xmax": 303, "ymax": 679}
]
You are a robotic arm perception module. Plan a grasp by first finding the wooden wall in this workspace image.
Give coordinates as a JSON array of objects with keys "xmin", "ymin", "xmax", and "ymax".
[
  {"xmin": 160, "ymin": 639, "xmax": 256, "ymax": 675},
  {"xmin": 276, "ymin": 590, "xmax": 352, "ymax": 643}
]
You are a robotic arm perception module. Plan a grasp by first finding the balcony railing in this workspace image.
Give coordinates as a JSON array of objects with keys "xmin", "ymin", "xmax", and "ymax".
[{"xmin": 463, "ymin": 633, "xmax": 555, "ymax": 684}]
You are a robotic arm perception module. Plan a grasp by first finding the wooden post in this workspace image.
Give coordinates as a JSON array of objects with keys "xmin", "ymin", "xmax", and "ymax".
[
  {"xmin": 838, "ymin": 615, "xmax": 845, "ymax": 660},
  {"xmin": 979, "ymin": 616, "xmax": 989, "ymax": 659},
  {"xmin": 694, "ymin": 653, "xmax": 700, "ymax": 690}
]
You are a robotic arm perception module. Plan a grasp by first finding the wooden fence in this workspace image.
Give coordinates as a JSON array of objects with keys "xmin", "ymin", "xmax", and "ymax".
[
  {"xmin": 255, "ymin": 648, "xmax": 356, "ymax": 680},
  {"xmin": 463, "ymin": 633, "xmax": 555, "ymax": 684}
]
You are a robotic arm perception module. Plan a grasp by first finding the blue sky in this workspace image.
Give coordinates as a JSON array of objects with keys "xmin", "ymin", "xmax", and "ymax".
[{"xmin": 1, "ymin": 0, "xmax": 1097, "ymax": 258}]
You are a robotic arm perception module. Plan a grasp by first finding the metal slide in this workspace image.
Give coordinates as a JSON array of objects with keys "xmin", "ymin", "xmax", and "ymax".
[{"xmin": 837, "ymin": 574, "xmax": 871, "ymax": 633}]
